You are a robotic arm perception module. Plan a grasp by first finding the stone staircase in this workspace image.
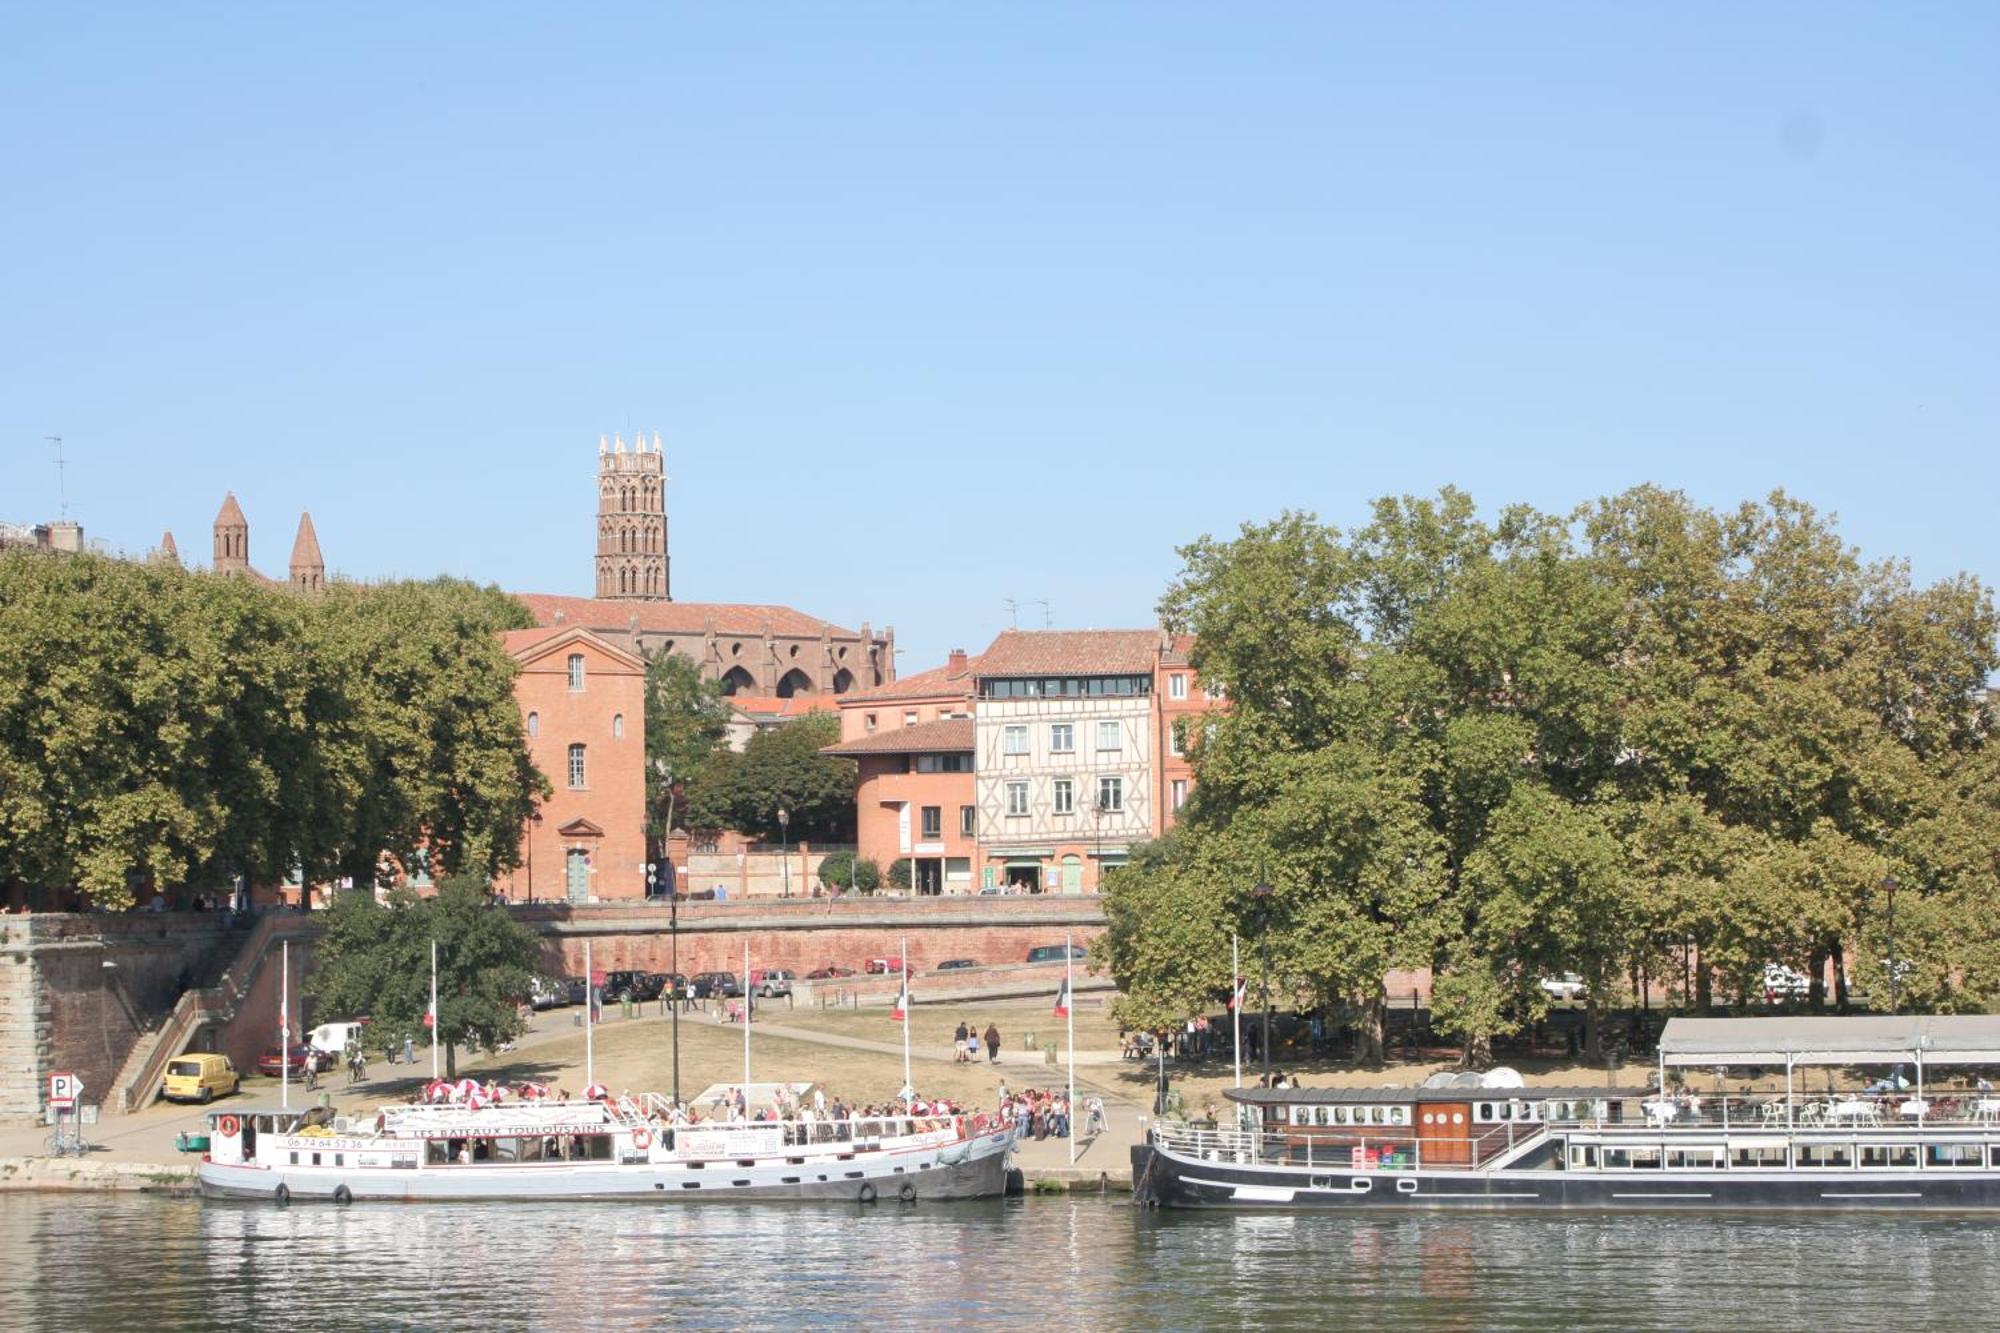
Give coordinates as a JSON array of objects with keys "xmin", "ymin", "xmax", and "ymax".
[{"xmin": 112, "ymin": 912, "xmax": 317, "ymax": 1113}]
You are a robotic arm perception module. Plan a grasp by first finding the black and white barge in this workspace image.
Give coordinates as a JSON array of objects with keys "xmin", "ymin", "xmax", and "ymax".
[{"xmin": 1135, "ymin": 1016, "xmax": 2000, "ymax": 1211}]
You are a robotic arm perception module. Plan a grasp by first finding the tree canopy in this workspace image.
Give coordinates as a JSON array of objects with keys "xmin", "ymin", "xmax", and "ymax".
[
  {"xmin": 686, "ymin": 712, "xmax": 855, "ymax": 843},
  {"xmin": 642, "ymin": 650, "xmax": 731, "ymax": 839},
  {"xmin": 1099, "ymin": 487, "xmax": 2000, "ymax": 1060},
  {"xmin": 0, "ymin": 554, "xmax": 546, "ymax": 909},
  {"xmin": 306, "ymin": 874, "xmax": 545, "ymax": 1078}
]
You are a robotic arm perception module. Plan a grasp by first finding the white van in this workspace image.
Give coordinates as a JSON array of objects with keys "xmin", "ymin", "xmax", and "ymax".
[{"xmin": 307, "ymin": 1021, "xmax": 368, "ymax": 1060}]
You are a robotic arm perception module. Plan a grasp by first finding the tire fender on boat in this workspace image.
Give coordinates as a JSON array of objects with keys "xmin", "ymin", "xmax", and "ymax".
[
  {"xmin": 898, "ymin": 1180, "xmax": 917, "ymax": 1204},
  {"xmin": 218, "ymin": 1115, "xmax": 241, "ymax": 1138},
  {"xmin": 632, "ymin": 1127, "xmax": 653, "ymax": 1150},
  {"xmin": 274, "ymin": 1183, "xmax": 290, "ymax": 1207},
  {"xmin": 333, "ymin": 1185, "xmax": 353, "ymax": 1206},
  {"xmin": 858, "ymin": 1182, "xmax": 878, "ymax": 1205}
]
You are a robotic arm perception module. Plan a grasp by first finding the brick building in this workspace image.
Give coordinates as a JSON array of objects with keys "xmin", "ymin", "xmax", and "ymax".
[{"xmin": 498, "ymin": 625, "xmax": 647, "ymax": 903}]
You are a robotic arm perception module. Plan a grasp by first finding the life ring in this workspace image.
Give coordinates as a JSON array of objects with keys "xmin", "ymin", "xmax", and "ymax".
[
  {"xmin": 897, "ymin": 1180, "xmax": 917, "ymax": 1203},
  {"xmin": 857, "ymin": 1182, "xmax": 878, "ymax": 1204},
  {"xmin": 273, "ymin": 1183, "xmax": 290, "ymax": 1206},
  {"xmin": 218, "ymin": 1115, "xmax": 241, "ymax": 1137},
  {"xmin": 632, "ymin": 1127, "xmax": 653, "ymax": 1150},
  {"xmin": 332, "ymin": 1184, "xmax": 353, "ymax": 1206}
]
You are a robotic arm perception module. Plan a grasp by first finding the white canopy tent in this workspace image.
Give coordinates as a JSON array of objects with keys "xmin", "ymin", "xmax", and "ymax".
[{"xmin": 1656, "ymin": 1016, "xmax": 2000, "ymax": 1127}]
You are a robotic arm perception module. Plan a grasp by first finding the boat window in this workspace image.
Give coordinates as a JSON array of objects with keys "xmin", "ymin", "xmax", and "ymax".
[
  {"xmin": 1989, "ymin": 1146, "xmax": 2000, "ymax": 1169},
  {"xmin": 1315, "ymin": 1107, "xmax": 1331, "ymax": 1127},
  {"xmin": 1731, "ymin": 1144, "xmax": 1787, "ymax": 1168},
  {"xmin": 1860, "ymin": 1144, "xmax": 1918, "ymax": 1170},
  {"xmin": 1387, "ymin": 1107, "xmax": 1409, "ymax": 1126},
  {"xmin": 1927, "ymin": 1144, "xmax": 1983, "ymax": 1168},
  {"xmin": 1665, "ymin": 1147, "xmax": 1721, "ymax": 1170},
  {"xmin": 1475, "ymin": 1103, "xmax": 1496, "ymax": 1123},
  {"xmin": 1336, "ymin": 1107, "xmax": 1352, "ymax": 1126},
  {"xmin": 1601, "ymin": 1147, "xmax": 1631, "ymax": 1169},
  {"xmin": 1290, "ymin": 1106, "xmax": 1307, "ymax": 1126},
  {"xmin": 1796, "ymin": 1142, "xmax": 1854, "ymax": 1169},
  {"xmin": 1570, "ymin": 1144, "xmax": 1597, "ymax": 1169}
]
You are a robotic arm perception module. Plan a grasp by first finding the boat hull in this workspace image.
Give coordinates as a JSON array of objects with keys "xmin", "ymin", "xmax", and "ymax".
[
  {"xmin": 1134, "ymin": 1145, "xmax": 2000, "ymax": 1211},
  {"xmin": 202, "ymin": 1130, "xmax": 1013, "ymax": 1204}
]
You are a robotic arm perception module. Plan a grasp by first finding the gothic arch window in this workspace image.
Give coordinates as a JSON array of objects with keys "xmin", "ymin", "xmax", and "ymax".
[
  {"xmin": 612, "ymin": 713, "xmax": 625, "ymax": 740},
  {"xmin": 775, "ymin": 668, "xmax": 814, "ymax": 698},
  {"xmin": 720, "ymin": 666, "xmax": 755, "ymax": 695},
  {"xmin": 526, "ymin": 711, "xmax": 539, "ymax": 738},
  {"xmin": 832, "ymin": 668, "xmax": 855, "ymax": 694}
]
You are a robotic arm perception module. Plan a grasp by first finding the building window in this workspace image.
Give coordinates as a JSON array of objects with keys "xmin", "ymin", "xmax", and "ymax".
[
  {"xmin": 568, "ymin": 654, "xmax": 586, "ymax": 691},
  {"xmin": 1003, "ymin": 725, "xmax": 1029, "ymax": 756},
  {"xmin": 1172, "ymin": 779, "xmax": 1188, "ymax": 811},
  {"xmin": 960, "ymin": 805, "xmax": 976, "ymax": 836},
  {"xmin": 567, "ymin": 743, "xmax": 587, "ymax": 789},
  {"xmin": 1168, "ymin": 721, "xmax": 1183, "ymax": 757},
  {"xmin": 921, "ymin": 806, "xmax": 942, "ymax": 839},
  {"xmin": 1053, "ymin": 779, "xmax": 1074, "ymax": 815},
  {"xmin": 1169, "ymin": 673, "xmax": 1188, "ymax": 700},
  {"xmin": 1096, "ymin": 721, "xmax": 1122, "ymax": 752},
  {"xmin": 916, "ymin": 753, "xmax": 973, "ymax": 773},
  {"xmin": 1050, "ymin": 723, "xmax": 1074, "ymax": 753},
  {"xmin": 612, "ymin": 713, "xmax": 625, "ymax": 740},
  {"xmin": 905, "ymin": 711, "xmax": 919, "ymax": 727},
  {"xmin": 1097, "ymin": 776, "xmax": 1123, "ymax": 813},
  {"xmin": 865, "ymin": 713, "xmax": 877, "ymax": 733},
  {"xmin": 526, "ymin": 711, "xmax": 539, "ymax": 738},
  {"xmin": 1006, "ymin": 781, "xmax": 1029, "ymax": 817}
]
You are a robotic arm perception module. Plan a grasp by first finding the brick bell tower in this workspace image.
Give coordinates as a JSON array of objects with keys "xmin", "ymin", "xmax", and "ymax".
[{"xmin": 595, "ymin": 432, "xmax": 669, "ymax": 601}]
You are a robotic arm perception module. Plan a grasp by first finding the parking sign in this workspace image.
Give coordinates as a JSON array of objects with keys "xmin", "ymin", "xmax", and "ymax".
[{"xmin": 48, "ymin": 1072, "xmax": 81, "ymax": 1109}]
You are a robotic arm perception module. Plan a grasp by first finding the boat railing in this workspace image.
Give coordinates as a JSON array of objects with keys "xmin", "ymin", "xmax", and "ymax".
[
  {"xmin": 1152, "ymin": 1121, "xmax": 1538, "ymax": 1171},
  {"xmin": 1534, "ymin": 1089, "xmax": 2000, "ymax": 1133}
]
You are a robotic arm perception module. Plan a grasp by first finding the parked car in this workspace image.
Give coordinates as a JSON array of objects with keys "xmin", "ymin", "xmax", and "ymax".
[
  {"xmin": 1538, "ymin": 973, "xmax": 1587, "ymax": 1006},
  {"xmin": 603, "ymin": 970, "xmax": 666, "ymax": 1003},
  {"xmin": 529, "ymin": 976, "xmax": 569, "ymax": 1010},
  {"xmin": 257, "ymin": 1044, "xmax": 324, "ymax": 1078},
  {"xmin": 560, "ymin": 976, "xmax": 590, "ymax": 1006},
  {"xmin": 161, "ymin": 1053, "xmax": 240, "ymax": 1104},
  {"xmin": 1762, "ymin": 963, "xmax": 1811, "ymax": 1000},
  {"xmin": 933, "ymin": 958, "xmax": 979, "ymax": 972},
  {"xmin": 306, "ymin": 1020, "xmax": 369, "ymax": 1061},
  {"xmin": 755, "ymin": 969, "xmax": 796, "ymax": 998},
  {"xmin": 1026, "ymin": 944, "xmax": 1088, "ymax": 964},
  {"xmin": 690, "ymin": 971, "xmax": 742, "ymax": 999},
  {"xmin": 805, "ymin": 964, "xmax": 857, "ymax": 980},
  {"xmin": 864, "ymin": 957, "xmax": 905, "ymax": 975}
]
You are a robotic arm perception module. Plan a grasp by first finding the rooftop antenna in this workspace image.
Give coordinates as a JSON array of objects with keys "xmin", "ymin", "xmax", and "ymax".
[
  {"xmin": 1004, "ymin": 597, "xmax": 1018, "ymax": 629},
  {"xmin": 47, "ymin": 436, "xmax": 66, "ymax": 517},
  {"xmin": 1035, "ymin": 599, "xmax": 1052, "ymax": 628}
]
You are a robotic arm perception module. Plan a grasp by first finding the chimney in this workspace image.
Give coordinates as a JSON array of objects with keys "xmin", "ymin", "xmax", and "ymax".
[{"xmin": 948, "ymin": 648, "xmax": 968, "ymax": 673}]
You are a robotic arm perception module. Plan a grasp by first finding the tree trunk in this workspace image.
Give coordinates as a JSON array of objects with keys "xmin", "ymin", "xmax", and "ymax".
[
  {"xmin": 1694, "ymin": 941, "xmax": 1713, "ymax": 1012},
  {"xmin": 446, "ymin": 1042, "xmax": 457, "ymax": 1080},
  {"xmin": 1583, "ymin": 992, "xmax": 1602, "ymax": 1064},
  {"xmin": 1361, "ymin": 987, "xmax": 1387, "ymax": 1069},
  {"xmin": 1831, "ymin": 940, "xmax": 1850, "ymax": 1011},
  {"xmin": 1807, "ymin": 945, "xmax": 1827, "ymax": 1009}
]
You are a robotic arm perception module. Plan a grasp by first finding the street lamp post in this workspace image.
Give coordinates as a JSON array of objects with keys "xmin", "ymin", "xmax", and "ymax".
[
  {"xmin": 1252, "ymin": 862, "xmax": 1274, "ymax": 1088},
  {"xmin": 526, "ymin": 811, "xmax": 542, "ymax": 903},
  {"xmin": 778, "ymin": 807, "xmax": 791, "ymax": 898},
  {"xmin": 1883, "ymin": 874, "xmax": 1899, "ymax": 1015},
  {"xmin": 649, "ymin": 860, "xmax": 681, "ymax": 1104}
]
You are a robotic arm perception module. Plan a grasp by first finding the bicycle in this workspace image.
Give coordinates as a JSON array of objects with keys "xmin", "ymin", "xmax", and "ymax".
[{"xmin": 44, "ymin": 1123, "xmax": 88, "ymax": 1158}]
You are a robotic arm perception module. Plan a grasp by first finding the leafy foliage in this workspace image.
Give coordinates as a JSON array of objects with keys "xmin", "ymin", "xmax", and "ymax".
[
  {"xmin": 815, "ymin": 850, "xmax": 880, "ymax": 893},
  {"xmin": 692, "ymin": 713, "xmax": 855, "ymax": 842},
  {"xmin": 642, "ymin": 651, "xmax": 731, "ymax": 837}
]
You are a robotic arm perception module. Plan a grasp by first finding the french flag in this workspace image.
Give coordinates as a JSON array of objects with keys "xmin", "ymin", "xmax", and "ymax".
[
  {"xmin": 1053, "ymin": 975, "xmax": 1070, "ymax": 1019},
  {"xmin": 891, "ymin": 976, "xmax": 909, "ymax": 1022},
  {"xmin": 1228, "ymin": 976, "xmax": 1246, "ymax": 1011}
]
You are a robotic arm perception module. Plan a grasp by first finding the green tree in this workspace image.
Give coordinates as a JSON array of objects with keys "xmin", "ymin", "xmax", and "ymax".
[
  {"xmin": 816, "ymin": 850, "xmax": 879, "ymax": 893},
  {"xmin": 709, "ymin": 713, "xmax": 855, "ymax": 842},
  {"xmin": 642, "ymin": 651, "xmax": 730, "ymax": 838},
  {"xmin": 306, "ymin": 875, "xmax": 544, "ymax": 1078},
  {"xmin": 885, "ymin": 857, "xmax": 912, "ymax": 892}
]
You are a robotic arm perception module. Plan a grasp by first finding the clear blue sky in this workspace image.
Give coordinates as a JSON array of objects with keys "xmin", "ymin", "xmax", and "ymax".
[{"xmin": 4, "ymin": 5, "xmax": 1995, "ymax": 671}]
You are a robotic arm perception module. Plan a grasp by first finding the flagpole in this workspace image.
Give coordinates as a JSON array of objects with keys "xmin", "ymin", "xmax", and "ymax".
[
  {"xmin": 584, "ymin": 938, "xmax": 594, "ymax": 1090},
  {"xmin": 430, "ymin": 938, "xmax": 439, "ymax": 1079},
  {"xmin": 901, "ymin": 936, "xmax": 911, "ymax": 1097},
  {"xmin": 1232, "ymin": 934, "xmax": 1242, "ymax": 1090},
  {"xmin": 1066, "ymin": 931, "xmax": 1076, "ymax": 1165},
  {"xmin": 742, "ymin": 937, "xmax": 751, "ymax": 1097},
  {"xmin": 281, "ymin": 939, "xmax": 290, "ymax": 1112}
]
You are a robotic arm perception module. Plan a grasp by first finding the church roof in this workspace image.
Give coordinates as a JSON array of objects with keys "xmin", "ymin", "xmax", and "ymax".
[
  {"xmin": 289, "ymin": 512, "xmax": 323, "ymax": 569},
  {"xmin": 214, "ymin": 492, "xmax": 247, "ymax": 527},
  {"xmin": 515, "ymin": 592, "xmax": 861, "ymax": 640},
  {"xmin": 974, "ymin": 629, "xmax": 1162, "ymax": 678}
]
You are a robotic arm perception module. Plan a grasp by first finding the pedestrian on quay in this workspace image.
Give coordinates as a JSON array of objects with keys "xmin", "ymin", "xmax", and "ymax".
[
  {"xmin": 984, "ymin": 1023, "xmax": 1001, "ymax": 1064},
  {"xmin": 403, "ymin": 1034, "xmax": 416, "ymax": 1065},
  {"xmin": 954, "ymin": 1020, "xmax": 969, "ymax": 1063}
]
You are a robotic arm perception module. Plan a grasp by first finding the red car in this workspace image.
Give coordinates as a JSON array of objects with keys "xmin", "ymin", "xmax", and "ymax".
[
  {"xmin": 257, "ymin": 1044, "xmax": 326, "ymax": 1077},
  {"xmin": 805, "ymin": 964, "xmax": 857, "ymax": 980}
]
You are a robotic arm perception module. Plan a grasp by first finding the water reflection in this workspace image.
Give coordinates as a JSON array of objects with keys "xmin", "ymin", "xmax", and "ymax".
[{"xmin": 5, "ymin": 1195, "xmax": 1999, "ymax": 1331}]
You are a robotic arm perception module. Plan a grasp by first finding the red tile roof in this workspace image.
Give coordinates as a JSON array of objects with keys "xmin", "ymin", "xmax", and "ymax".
[
  {"xmin": 729, "ymin": 695, "xmax": 840, "ymax": 720},
  {"xmin": 1160, "ymin": 632, "xmax": 1196, "ymax": 666},
  {"xmin": 974, "ymin": 629, "xmax": 1161, "ymax": 678},
  {"xmin": 515, "ymin": 592, "xmax": 861, "ymax": 639},
  {"xmin": 500, "ymin": 624, "xmax": 646, "ymax": 670},
  {"xmin": 821, "ymin": 717, "xmax": 975, "ymax": 756},
  {"xmin": 840, "ymin": 652, "xmax": 981, "ymax": 704}
]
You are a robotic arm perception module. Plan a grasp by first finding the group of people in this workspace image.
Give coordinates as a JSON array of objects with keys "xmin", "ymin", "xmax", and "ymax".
[
  {"xmin": 994, "ymin": 1083, "xmax": 1106, "ymax": 1140},
  {"xmin": 952, "ymin": 1020, "xmax": 1004, "ymax": 1063}
]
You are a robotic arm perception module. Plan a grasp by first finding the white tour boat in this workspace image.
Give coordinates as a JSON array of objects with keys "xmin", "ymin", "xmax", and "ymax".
[{"xmin": 197, "ymin": 1094, "xmax": 1016, "ymax": 1204}]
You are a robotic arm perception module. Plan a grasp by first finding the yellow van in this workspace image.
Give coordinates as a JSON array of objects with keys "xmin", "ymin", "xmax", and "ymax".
[{"xmin": 161, "ymin": 1053, "xmax": 240, "ymax": 1104}]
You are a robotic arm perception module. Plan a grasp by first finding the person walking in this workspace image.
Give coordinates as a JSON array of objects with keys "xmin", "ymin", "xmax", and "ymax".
[
  {"xmin": 984, "ymin": 1023, "xmax": 1001, "ymax": 1064},
  {"xmin": 953, "ymin": 1021, "xmax": 969, "ymax": 1063}
]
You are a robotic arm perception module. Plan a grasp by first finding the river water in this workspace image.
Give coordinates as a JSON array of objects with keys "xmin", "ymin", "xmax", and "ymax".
[{"xmin": 3, "ymin": 1192, "xmax": 1993, "ymax": 1330}]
